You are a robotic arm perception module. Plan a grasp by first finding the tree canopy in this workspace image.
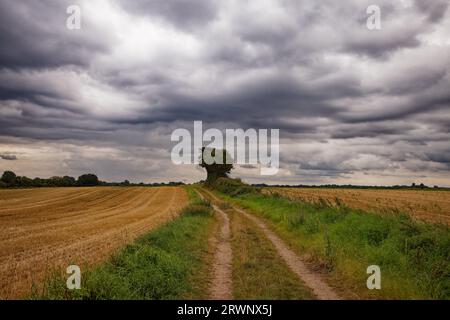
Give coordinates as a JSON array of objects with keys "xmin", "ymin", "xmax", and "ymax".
[
  {"xmin": 77, "ymin": 174, "xmax": 100, "ymax": 186},
  {"xmin": 1, "ymin": 171, "xmax": 16, "ymax": 186},
  {"xmin": 199, "ymin": 147, "xmax": 234, "ymax": 184}
]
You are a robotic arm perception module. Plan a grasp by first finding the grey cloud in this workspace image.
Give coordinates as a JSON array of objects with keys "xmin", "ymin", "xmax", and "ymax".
[
  {"xmin": 414, "ymin": 0, "xmax": 449, "ymax": 22},
  {"xmin": 0, "ymin": 1, "xmax": 449, "ymax": 184},
  {"xmin": 0, "ymin": 153, "xmax": 17, "ymax": 161},
  {"xmin": 0, "ymin": 0, "xmax": 114, "ymax": 69},
  {"xmin": 343, "ymin": 31, "xmax": 421, "ymax": 59},
  {"xmin": 116, "ymin": 0, "xmax": 218, "ymax": 29},
  {"xmin": 299, "ymin": 162, "xmax": 352, "ymax": 174},
  {"xmin": 329, "ymin": 122, "xmax": 418, "ymax": 139},
  {"xmin": 339, "ymin": 1, "xmax": 448, "ymax": 58}
]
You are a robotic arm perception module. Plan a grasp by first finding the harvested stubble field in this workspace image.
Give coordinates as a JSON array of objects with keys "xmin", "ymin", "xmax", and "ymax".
[
  {"xmin": 264, "ymin": 188, "xmax": 450, "ymax": 224},
  {"xmin": 0, "ymin": 186, "xmax": 188, "ymax": 299}
]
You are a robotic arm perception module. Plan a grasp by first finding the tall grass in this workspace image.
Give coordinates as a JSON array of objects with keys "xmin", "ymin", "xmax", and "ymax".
[
  {"xmin": 224, "ymin": 193, "xmax": 450, "ymax": 299},
  {"xmin": 208, "ymin": 177, "xmax": 258, "ymax": 196},
  {"xmin": 35, "ymin": 198, "xmax": 214, "ymax": 300}
]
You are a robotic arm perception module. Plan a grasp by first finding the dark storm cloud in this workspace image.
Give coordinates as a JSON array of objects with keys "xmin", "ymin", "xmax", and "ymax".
[
  {"xmin": 414, "ymin": 0, "xmax": 449, "ymax": 22},
  {"xmin": 117, "ymin": 0, "xmax": 218, "ymax": 29},
  {"xmin": 0, "ymin": 0, "xmax": 114, "ymax": 69},
  {"xmin": 425, "ymin": 153, "xmax": 450, "ymax": 169},
  {"xmin": 343, "ymin": 31, "xmax": 421, "ymax": 58},
  {"xmin": 0, "ymin": 0, "xmax": 449, "ymax": 184},
  {"xmin": 300, "ymin": 161, "xmax": 352, "ymax": 174},
  {"xmin": 140, "ymin": 74, "xmax": 345, "ymax": 129},
  {"xmin": 338, "ymin": 88, "xmax": 450, "ymax": 124},
  {"xmin": 329, "ymin": 122, "xmax": 418, "ymax": 140},
  {"xmin": 338, "ymin": 0, "xmax": 448, "ymax": 58}
]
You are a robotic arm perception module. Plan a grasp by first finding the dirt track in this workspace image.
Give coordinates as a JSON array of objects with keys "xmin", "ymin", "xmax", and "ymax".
[
  {"xmin": 0, "ymin": 187, "xmax": 188, "ymax": 299},
  {"xmin": 201, "ymin": 188, "xmax": 340, "ymax": 300},
  {"xmin": 197, "ymin": 190, "xmax": 233, "ymax": 300}
]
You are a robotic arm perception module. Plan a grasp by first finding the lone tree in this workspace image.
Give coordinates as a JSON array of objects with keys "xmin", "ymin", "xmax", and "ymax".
[
  {"xmin": 77, "ymin": 174, "xmax": 100, "ymax": 186},
  {"xmin": 199, "ymin": 147, "xmax": 233, "ymax": 184}
]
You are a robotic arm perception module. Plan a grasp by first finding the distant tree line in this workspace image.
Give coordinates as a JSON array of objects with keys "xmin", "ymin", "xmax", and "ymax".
[
  {"xmin": 0, "ymin": 171, "xmax": 100, "ymax": 188},
  {"xmin": 102, "ymin": 181, "xmax": 185, "ymax": 187},
  {"xmin": 252, "ymin": 183, "xmax": 448, "ymax": 190},
  {"xmin": 0, "ymin": 170, "xmax": 185, "ymax": 189}
]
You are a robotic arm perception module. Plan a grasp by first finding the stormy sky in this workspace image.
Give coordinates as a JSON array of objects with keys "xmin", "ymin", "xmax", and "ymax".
[{"xmin": 0, "ymin": 0, "xmax": 449, "ymax": 186}]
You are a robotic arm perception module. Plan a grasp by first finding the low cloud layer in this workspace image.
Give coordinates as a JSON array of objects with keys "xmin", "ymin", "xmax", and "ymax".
[{"xmin": 0, "ymin": 0, "xmax": 449, "ymax": 185}]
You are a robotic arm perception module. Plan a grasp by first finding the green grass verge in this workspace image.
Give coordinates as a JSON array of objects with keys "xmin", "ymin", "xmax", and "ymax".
[
  {"xmin": 217, "ymin": 192, "xmax": 450, "ymax": 300},
  {"xmin": 35, "ymin": 193, "xmax": 214, "ymax": 300}
]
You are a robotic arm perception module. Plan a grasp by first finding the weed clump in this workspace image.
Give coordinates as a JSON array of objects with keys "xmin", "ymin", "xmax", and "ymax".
[
  {"xmin": 182, "ymin": 202, "xmax": 213, "ymax": 216},
  {"xmin": 209, "ymin": 177, "xmax": 258, "ymax": 197}
]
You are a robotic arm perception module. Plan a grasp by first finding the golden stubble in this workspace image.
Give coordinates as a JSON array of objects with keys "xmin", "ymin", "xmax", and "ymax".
[{"xmin": 0, "ymin": 186, "xmax": 188, "ymax": 299}]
